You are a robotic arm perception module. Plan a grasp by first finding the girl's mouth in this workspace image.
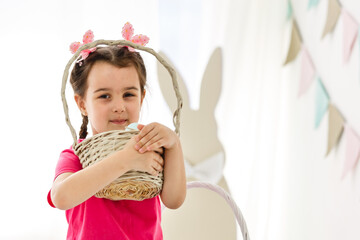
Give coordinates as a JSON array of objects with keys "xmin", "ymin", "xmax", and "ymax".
[{"xmin": 110, "ymin": 119, "xmax": 127, "ymax": 125}]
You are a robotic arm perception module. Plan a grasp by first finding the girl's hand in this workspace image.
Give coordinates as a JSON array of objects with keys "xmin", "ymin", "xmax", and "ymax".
[
  {"xmin": 134, "ymin": 122, "xmax": 179, "ymax": 153},
  {"xmin": 122, "ymin": 136, "xmax": 164, "ymax": 176}
]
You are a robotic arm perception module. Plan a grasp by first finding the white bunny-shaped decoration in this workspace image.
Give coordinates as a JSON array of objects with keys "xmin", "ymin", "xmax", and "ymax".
[{"xmin": 158, "ymin": 48, "xmax": 237, "ymax": 239}]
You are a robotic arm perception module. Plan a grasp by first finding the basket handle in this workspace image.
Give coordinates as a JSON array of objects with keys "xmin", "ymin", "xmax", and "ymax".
[
  {"xmin": 162, "ymin": 181, "xmax": 250, "ymax": 240},
  {"xmin": 61, "ymin": 40, "xmax": 183, "ymax": 146},
  {"xmin": 186, "ymin": 181, "xmax": 250, "ymax": 240}
]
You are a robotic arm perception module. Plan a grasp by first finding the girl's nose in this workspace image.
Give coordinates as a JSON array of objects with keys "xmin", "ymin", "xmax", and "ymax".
[{"xmin": 113, "ymin": 101, "xmax": 125, "ymax": 113}]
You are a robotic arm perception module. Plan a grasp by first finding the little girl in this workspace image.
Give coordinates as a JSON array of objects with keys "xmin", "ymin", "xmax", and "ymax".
[{"xmin": 48, "ymin": 42, "xmax": 186, "ymax": 239}]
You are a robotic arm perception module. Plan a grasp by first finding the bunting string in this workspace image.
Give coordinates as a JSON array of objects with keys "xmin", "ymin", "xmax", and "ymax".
[{"xmin": 285, "ymin": 0, "xmax": 360, "ymax": 178}]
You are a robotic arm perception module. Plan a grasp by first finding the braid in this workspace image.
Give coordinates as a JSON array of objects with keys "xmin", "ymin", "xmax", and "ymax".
[{"xmin": 79, "ymin": 115, "xmax": 88, "ymax": 139}]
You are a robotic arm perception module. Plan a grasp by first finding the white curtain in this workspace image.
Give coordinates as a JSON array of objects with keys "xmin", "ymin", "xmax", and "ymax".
[{"xmin": 215, "ymin": 1, "xmax": 290, "ymax": 239}]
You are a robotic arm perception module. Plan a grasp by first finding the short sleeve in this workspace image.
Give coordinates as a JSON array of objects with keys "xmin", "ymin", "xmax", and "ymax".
[
  {"xmin": 48, "ymin": 146, "xmax": 83, "ymax": 208},
  {"xmin": 54, "ymin": 148, "xmax": 83, "ymax": 180}
]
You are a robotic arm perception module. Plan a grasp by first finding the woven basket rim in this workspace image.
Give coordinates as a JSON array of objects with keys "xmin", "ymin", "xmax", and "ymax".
[{"xmin": 75, "ymin": 129, "xmax": 139, "ymax": 145}]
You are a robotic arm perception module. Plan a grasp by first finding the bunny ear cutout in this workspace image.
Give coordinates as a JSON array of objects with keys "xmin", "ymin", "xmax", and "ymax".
[
  {"xmin": 199, "ymin": 47, "xmax": 223, "ymax": 113},
  {"xmin": 157, "ymin": 51, "xmax": 190, "ymax": 113}
]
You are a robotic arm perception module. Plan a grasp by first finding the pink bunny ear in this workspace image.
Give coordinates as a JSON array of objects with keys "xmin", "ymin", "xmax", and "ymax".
[
  {"xmin": 122, "ymin": 22, "xmax": 134, "ymax": 41},
  {"xmin": 70, "ymin": 42, "xmax": 81, "ymax": 54},
  {"xmin": 131, "ymin": 34, "xmax": 150, "ymax": 46},
  {"xmin": 71, "ymin": 30, "xmax": 97, "ymax": 65},
  {"xmin": 83, "ymin": 30, "xmax": 94, "ymax": 44}
]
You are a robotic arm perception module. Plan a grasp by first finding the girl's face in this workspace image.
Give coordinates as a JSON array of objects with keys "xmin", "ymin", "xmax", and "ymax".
[{"xmin": 75, "ymin": 61, "xmax": 145, "ymax": 135}]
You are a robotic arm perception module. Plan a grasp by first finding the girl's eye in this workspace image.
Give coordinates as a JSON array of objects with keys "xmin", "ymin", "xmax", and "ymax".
[
  {"xmin": 124, "ymin": 93, "xmax": 135, "ymax": 98},
  {"xmin": 99, "ymin": 94, "xmax": 110, "ymax": 99}
]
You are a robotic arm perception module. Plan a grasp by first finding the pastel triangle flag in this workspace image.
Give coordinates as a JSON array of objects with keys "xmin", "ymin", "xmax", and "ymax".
[
  {"xmin": 342, "ymin": 125, "xmax": 360, "ymax": 178},
  {"xmin": 326, "ymin": 104, "xmax": 345, "ymax": 156},
  {"xmin": 342, "ymin": 9, "xmax": 358, "ymax": 63},
  {"xmin": 299, "ymin": 47, "xmax": 316, "ymax": 97},
  {"xmin": 315, "ymin": 77, "xmax": 329, "ymax": 129},
  {"xmin": 284, "ymin": 20, "xmax": 302, "ymax": 65},
  {"xmin": 287, "ymin": 0, "xmax": 293, "ymax": 20},
  {"xmin": 322, "ymin": 0, "xmax": 341, "ymax": 38},
  {"xmin": 308, "ymin": 0, "xmax": 320, "ymax": 9}
]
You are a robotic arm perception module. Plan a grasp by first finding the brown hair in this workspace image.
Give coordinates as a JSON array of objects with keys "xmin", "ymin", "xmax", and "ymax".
[{"xmin": 70, "ymin": 46, "xmax": 147, "ymax": 139}]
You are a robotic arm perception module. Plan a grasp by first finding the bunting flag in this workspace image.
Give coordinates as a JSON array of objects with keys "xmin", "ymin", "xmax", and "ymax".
[
  {"xmin": 315, "ymin": 77, "xmax": 329, "ymax": 129},
  {"xmin": 284, "ymin": 20, "xmax": 302, "ymax": 65},
  {"xmin": 287, "ymin": 0, "xmax": 293, "ymax": 20},
  {"xmin": 285, "ymin": 2, "xmax": 360, "ymax": 180},
  {"xmin": 322, "ymin": 0, "xmax": 341, "ymax": 38},
  {"xmin": 342, "ymin": 125, "xmax": 360, "ymax": 178},
  {"xmin": 326, "ymin": 104, "xmax": 345, "ymax": 156},
  {"xmin": 342, "ymin": 9, "xmax": 359, "ymax": 63},
  {"xmin": 308, "ymin": 0, "xmax": 320, "ymax": 9},
  {"xmin": 299, "ymin": 47, "xmax": 316, "ymax": 97}
]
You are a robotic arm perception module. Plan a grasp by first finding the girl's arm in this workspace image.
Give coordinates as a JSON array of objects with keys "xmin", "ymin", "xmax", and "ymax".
[
  {"xmin": 135, "ymin": 123, "xmax": 186, "ymax": 209},
  {"xmin": 160, "ymin": 139, "xmax": 186, "ymax": 209},
  {"xmin": 51, "ymin": 137, "xmax": 164, "ymax": 210}
]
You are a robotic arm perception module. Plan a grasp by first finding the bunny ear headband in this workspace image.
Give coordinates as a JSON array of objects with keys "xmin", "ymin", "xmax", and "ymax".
[{"xmin": 69, "ymin": 22, "xmax": 150, "ymax": 65}]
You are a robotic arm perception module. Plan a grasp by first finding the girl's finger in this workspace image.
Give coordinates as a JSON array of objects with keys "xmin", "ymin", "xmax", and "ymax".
[
  {"xmin": 153, "ymin": 162, "xmax": 163, "ymax": 172},
  {"xmin": 137, "ymin": 124, "xmax": 145, "ymax": 130},
  {"xmin": 139, "ymin": 134, "xmax": 162, "ymax": 153},
  {"xmin": 136, "ymin": 128, "xmax": 158, "ymax": 151},
  {"xmin": 154, "ymin": 146, "xmax": 164, "ymax": 155},
  {"xmin": 135, "ymin": 124, "xmax": 155, "ymax": 143},
  {"xmin": 149, "ymin": 165, "xmax": 160, "ymax": 176},
  {"xmin": 148, "ymin": 169, "xmax": 157, "ymax": 176},
  {"xmin": 137, "ymin": 132, "xmax": 158, "ymax": 152},
  {"xmin": 155, "ymin": 154, "xmax": 164, "ymax": 167},
  {"xmin": 145, "ymin": 138, "xmax": 165, "ymax": 153}
]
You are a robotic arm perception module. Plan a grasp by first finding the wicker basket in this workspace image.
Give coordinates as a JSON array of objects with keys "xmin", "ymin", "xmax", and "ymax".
[{"xmin": 61, "ymin": 39, "xmax": 182, "ymax": 201}]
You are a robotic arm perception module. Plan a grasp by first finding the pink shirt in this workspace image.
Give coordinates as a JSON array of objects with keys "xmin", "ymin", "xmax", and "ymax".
[{"xmin": 48, "ymin": 143, "xmax": 163, "ymax": 240}]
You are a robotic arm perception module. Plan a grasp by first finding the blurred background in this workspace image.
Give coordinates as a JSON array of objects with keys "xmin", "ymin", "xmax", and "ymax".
[{"xmin": 1, "ymin": 0, "xmax": 360, "ymax": 239}]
